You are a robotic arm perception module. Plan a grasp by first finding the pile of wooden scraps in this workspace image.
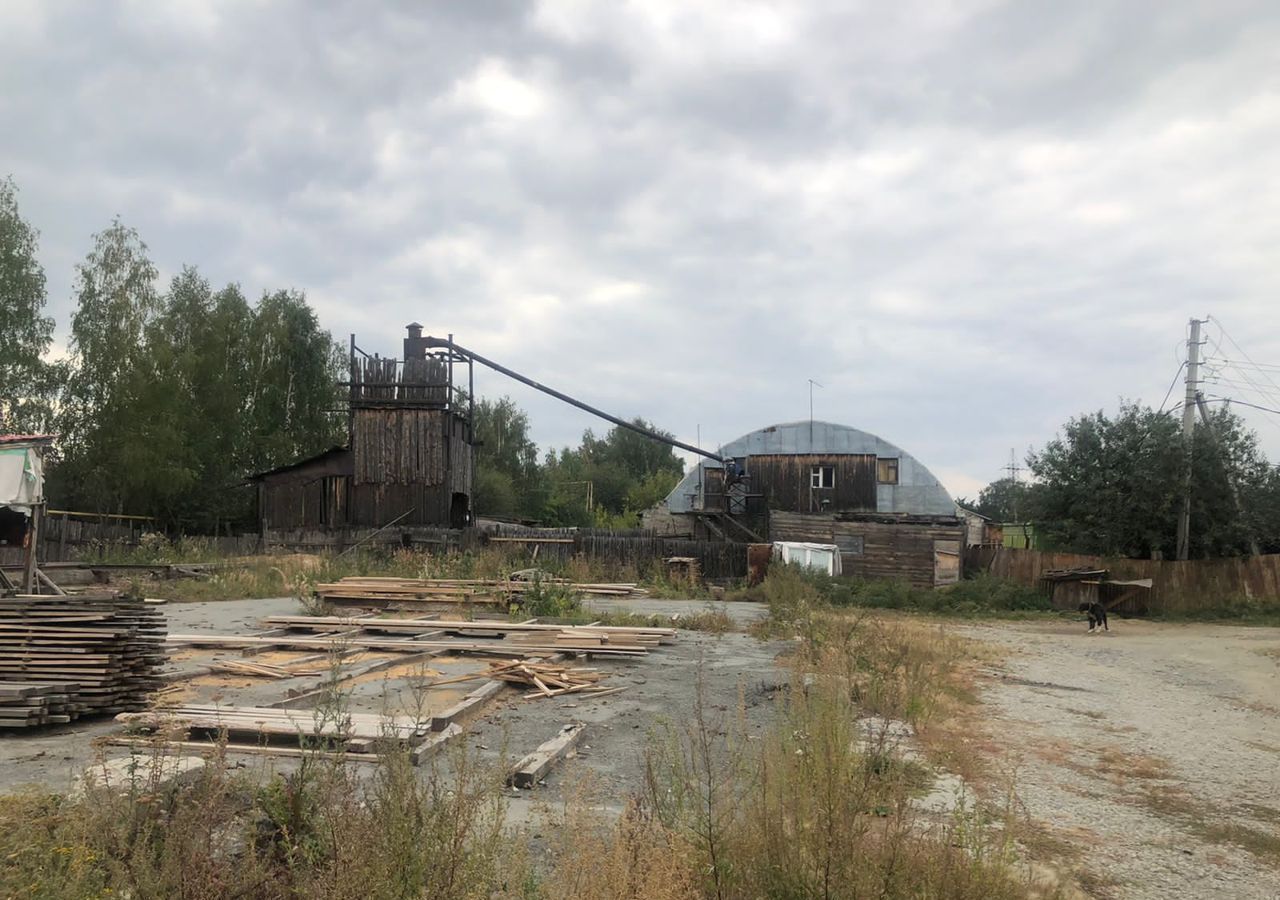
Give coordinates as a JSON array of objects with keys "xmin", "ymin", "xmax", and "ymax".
[
  {"xmin": 482, "ymin": 659, "xmax": 625, "ymax": 700},
  {"xmin": 207, "ymin": 659, "xmax": 325, "ymax": 679}
]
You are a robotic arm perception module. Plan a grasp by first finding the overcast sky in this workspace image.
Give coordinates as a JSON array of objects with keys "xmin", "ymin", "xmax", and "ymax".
[{"xmin": 4, "ymin": 0, "xmax": 1280, "ymax": 497}]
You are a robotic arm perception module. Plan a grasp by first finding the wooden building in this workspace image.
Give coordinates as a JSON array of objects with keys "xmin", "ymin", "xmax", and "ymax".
[
  {"xmin": 252, "ymin": 325, "xmax": 474, "ymax": 536},
  {"xmin": 656, "ymin": 421, "xmax": 963, "ymax": 587}
]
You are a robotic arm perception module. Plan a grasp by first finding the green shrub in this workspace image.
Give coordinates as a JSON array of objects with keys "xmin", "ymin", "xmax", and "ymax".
[
  {"xmin": 511, "ymin": 577, "xmax": 583, "ymax": 619},
  {"xmin": 746, "ymin": 566, "xmax": 1051, "ymax": 619}
]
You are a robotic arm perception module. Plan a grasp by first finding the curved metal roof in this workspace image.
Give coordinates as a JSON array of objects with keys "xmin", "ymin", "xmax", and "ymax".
[{"xmin": 665, "ymin": 420, "xmax": 956, "ymax": 516}]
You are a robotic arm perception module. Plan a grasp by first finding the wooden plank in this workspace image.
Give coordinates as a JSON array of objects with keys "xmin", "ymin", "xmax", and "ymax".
[
  {"xmin": 410, "ymin": 722, "xmax": 462, "ymax": 765},
  {"xmin": 267, "ymin": 649, "xmax": 443, "ymax": 710},
  {"xmin": 263, "ymin": 615, "xmax": 675, "ymax": 638},
  {"xmin": 486, "ymin": 536, "xmax": 575, "ymax": 544},
  {"xmin": 430, "ymin": 679, "xmax": 505, "ymax": 732},
  {"xmin": 508, "ymin": 723, "xmax": 586, "ymax": 788},
  {"xmin": 105, "ymin": 736, "xmax": 383, "ymax": 763},
  {"xmin": 165, "ymin": 634, "xmax": 646, "ymax": 657}
]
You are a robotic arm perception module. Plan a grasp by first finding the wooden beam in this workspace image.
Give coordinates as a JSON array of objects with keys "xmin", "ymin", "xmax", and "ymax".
[
  {"xmin": 485, "ymin": 536, "xmax": 575, "ymax": 544},
  {"xmin": 166, "ymin": 634, "xmax": 647, "ymax": 657},
  {"xmin": 263, "ymin": 615, "xmax": 675, "ymax": 638},
  {"xmin": 268, "ymin": 649, "xmax": 444, "ymax": 710},
  {"xmin": 411, "ymin": 722, "xmax": 463, "ymax": 765},
  {"xmin": 508, "ymin": 723, "xmax": 586, "ymax": 788},
  {"xmin": 430, "ymin": 679, "xmax": 504, "ymax": 731},
  {"xmin": 22, "ymin": 504, "xmax": 41, "ymax": 594},
  {"xmin": 105, "ymin": 736, "xmax": 383, "ymax": 764}
]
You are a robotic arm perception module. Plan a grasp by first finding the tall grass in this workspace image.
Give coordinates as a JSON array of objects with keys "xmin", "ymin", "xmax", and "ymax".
[
  {"xmin": 0, "ymin": 742, "xmax": 516, "ymax": 900},
  {"xmin": 735, "ymin": 565, "xmax": 1052, "ymax": 618},
  {"xmin": 131, "ymin": 542, "xmax": 716, "ymax": 604},
  {"xmin": 2, "ymin": 556, "xmax": 1048, "ymax": 899}
]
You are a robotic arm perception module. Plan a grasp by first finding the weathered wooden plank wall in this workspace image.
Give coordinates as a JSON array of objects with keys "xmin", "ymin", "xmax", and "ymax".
[
  {"xmin": 971, "ymin": 546, "xmax": 1280, "ymax": 614},
  {"xmin": 747, "ymin": 453, "xmax": 877, "ymax": 513},
  {"xmin": 350, "ymin": 356, "xmax": 447, "ymax": 404},
  {"xmin": 352, "ymin": 409, "xmax": 446, "ymax": 485},
  {"xmin": 770, "ymin": 510, "xmax": 964, "ymax": 588}
]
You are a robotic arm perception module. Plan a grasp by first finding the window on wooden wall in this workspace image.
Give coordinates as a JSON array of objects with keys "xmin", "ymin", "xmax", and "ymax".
[
  {"xmin": 877, "ymin": 458, "xmax": 899, "ymax": 484},
  {"xmin": 834, "ymin": 534, "xmax": 864, "ymax": 555},
  {"xmin": 810, "ymin": 465, "xmax": 835, "ymax": 489}
]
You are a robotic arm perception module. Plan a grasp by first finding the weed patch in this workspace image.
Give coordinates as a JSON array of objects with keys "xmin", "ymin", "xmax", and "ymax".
[{"xmin": 737, "ymin": 566, "xmax": 1054, "ymax": 619}]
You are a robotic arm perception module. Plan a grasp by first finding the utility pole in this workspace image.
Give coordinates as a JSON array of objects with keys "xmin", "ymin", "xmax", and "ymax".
[
  {"xmin": 1175, "ymin": 318, "xmax": 1206, "ymax": 560},
  {"xmin": 1003, "ymin": 449, "xmax": 1022, "ymax": 522}
]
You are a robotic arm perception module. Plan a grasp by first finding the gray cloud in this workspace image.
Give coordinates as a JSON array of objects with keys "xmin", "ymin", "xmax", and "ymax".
[{"xmin": 4, "ymin": 0, "xmax": 1280, "ymax": 497}]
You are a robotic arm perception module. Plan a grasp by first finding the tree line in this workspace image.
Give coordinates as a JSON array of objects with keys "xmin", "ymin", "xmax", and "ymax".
[
  {"xmin": 17, "ymin": 172, "xmax": 1274, "ymax": 553},
  {"xmin": 1, "ymin": 176, "xmax": 683, "ymax": 531},
  {"xmin": 1, "ymin": 176, "xmax": 347, "ymax": 529},
  {"xmin": 469, "ymin": 396, "xmax": 684, "ymax": 527},
  {"xmin": 958, "ymin": 400, "xmax": 1280, "ymax": 559}
]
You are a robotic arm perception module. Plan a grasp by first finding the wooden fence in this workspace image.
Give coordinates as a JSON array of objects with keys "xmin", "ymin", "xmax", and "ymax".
[
  {"xmin": 487, "ymin": 531, "xmax": 748, "ymax": 579},
  {"xmin": 968, "ymin": 546, "xmax": 1280, "ymax": 615},
  {"xmin": 261, "ymin": 524, "xmax": 751, "ymax": 580}
]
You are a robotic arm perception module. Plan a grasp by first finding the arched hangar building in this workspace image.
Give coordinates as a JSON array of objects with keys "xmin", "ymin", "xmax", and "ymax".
[{"xmin": 647, "ymin": 421, "xmax": 964, "ymax": 588}]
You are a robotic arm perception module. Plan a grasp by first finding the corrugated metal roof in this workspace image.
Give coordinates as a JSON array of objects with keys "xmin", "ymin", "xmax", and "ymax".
[
  {"xmin": 0, "ymin": 434, "xmax": 55, "ymax": 445},
  {"xmin": 247, "ymin": 445, "xmax": 349, "ymax": 480},
  {"xmin": 665, "ymin": 420, "xmax": 955, "ymax": 516}
]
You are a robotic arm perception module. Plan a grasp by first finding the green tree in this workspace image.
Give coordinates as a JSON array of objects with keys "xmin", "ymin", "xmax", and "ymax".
[
  {"xmin": 242, "ymin": 289, "xmax": 346, "ymax": 475},
  {"xmin": 54, "ymin": 220, "xmax": 161, "ymax": 512},
  {"xmin": 957, "ymin": 476, "xmax": 1034, "ymax": 523},
  {"xmin": 0, "ymin": 177, "xmax": 58, "ymax": 433},
  {"xmin": 1027, "ymin": 399, "xmax": 1273, "ymax": 558},
  {"xmin": 1029, "ymin": 402, "xmax": 1184, "ymax": 557},
  {"xmin": 1188, "ymin": 402, "xmax": 1276, "ymax": 557},
  {"xmin": 471, "ymin": 396, "xmax": 543, "ymax": 519},
  {"xmin": 552, "ymin": 419, "xmax": 684, "ymax": 523},
  {"xmin": 124, "ymin": 269, "xmax": 258, "ymax": 526}
]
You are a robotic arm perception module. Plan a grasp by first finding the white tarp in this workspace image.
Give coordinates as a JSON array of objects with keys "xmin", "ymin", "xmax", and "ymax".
[
  {"xmin": 772, "ymin": 541, "xmax": 843, "ymax": 576},
  {"xmin": 0, "ymin": 445, "xmax": 44, "ymax": 515}
]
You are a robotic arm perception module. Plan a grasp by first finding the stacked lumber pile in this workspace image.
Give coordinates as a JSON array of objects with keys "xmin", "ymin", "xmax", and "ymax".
[
  {"xmin": 262, "ymin": 614, "xmax": 677, "ymax": 655},
  {"xmin": 116, "ymin": 703, "xmax": 427, "ymax": 754},
  {"xmin": 314, "ymin": 576, "xmax": 647, "ymax": 608},
  {"xmin": 0, "ymin": 681, "xmax": 83, "ymax": 728},
  {"xmin": 0, "ymin": 593, "xmax": 166, "ymax": 722}
]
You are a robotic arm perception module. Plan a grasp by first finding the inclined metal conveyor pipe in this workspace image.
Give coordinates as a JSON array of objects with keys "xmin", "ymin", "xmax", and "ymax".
[{"xmin": 421, "ymin": 336, "xmax": 728, "ymax": 464}]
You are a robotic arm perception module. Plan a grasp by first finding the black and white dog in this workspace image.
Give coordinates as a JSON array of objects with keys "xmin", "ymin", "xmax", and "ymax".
[{"xmin": 1078, "ymin": 601, "xmax": 1109, "ymax": 634}]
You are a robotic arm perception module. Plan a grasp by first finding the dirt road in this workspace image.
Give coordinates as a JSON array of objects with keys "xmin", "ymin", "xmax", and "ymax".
[{"xmin": 956, "ymin": 618, "xmax": 1280, "ymax": 899}]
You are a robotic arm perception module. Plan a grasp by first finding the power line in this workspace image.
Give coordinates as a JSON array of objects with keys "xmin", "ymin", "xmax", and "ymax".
[
  {"xmin": 1203, "ymin": 394, "xmax": 1280, "ymax": 417},
  {"xmin": 1158, "ymin": 361, "xmax": 1187, "ymax": 413},
  {"xmin": 1208, "ymin": 317, "xmax": 1280, "ymax": 406},
  {"xmin": 1202, "ymin": 375, "xmax": 1280, "ymax": 396},
  {"xmin": 1205, "ymin": 358, "xmax": 1280, "ymax": 409},
  {"xmin": 1207, "ymin": 356, "xmax": 1280, "ymax": 373}
]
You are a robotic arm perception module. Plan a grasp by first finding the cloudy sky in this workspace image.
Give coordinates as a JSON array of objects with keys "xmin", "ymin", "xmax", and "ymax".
[{"xmin": 5, "ymin": 0, "xmax": 1280, "ymax": 497}]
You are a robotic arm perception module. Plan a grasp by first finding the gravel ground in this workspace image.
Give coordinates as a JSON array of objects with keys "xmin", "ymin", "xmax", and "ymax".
[
  {"xmin": 0, "ymin": 595, "xmax": 781, "ymax": 794},
  {"xmin": 466, "ymin": 626, "xmax": 789, "ymax": 824},
  {"xmin": 953, "ymin": 617, "xmax": 1280, "ymax": 900}
]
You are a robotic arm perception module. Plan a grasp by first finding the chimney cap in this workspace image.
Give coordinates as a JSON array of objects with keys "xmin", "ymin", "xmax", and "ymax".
[{"xmin": 406, "ymin": 322, "xmax": 423, "ymax": 332}]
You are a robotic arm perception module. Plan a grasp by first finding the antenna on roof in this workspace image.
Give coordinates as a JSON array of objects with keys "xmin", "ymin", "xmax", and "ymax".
[{"xmin": 808, "ymin": 379, "xmax": 823, "ymax": 449}]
